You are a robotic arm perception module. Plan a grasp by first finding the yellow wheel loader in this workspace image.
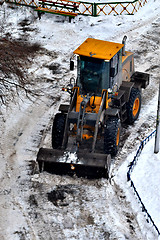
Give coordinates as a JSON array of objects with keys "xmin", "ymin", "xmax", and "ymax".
[{"xmin": 37, "ymin": 36, "xmax": 149, "ymax": 178}]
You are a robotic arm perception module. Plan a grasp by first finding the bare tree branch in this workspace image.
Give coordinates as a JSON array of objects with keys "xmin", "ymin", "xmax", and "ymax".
[{"xmin": 0, "ymin": 38, "xmax": 42, "ymax": 105}]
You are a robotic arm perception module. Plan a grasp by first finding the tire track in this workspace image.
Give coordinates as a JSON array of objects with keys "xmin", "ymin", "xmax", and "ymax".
[{"xmin": 28, "ymin": 15, "xmax": 160, "ymax": 240}]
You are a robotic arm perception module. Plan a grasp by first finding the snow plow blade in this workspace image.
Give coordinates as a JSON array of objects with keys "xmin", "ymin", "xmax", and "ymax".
[{"xmin": 37, "ymin": 148, "xmax": 111, "ymax": 179}]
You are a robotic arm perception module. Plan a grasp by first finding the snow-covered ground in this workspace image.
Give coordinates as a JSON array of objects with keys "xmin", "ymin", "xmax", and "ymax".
[
  {"xmin": 116, "ymin": 129, "xmax": 160, "ymax": 236},
  {"xmin": 0, "ymin": 0, "xmax": 160, "ymax": 239},
  {"xmin": 132, "ymin": 133, "xmax": 160, "ymax": 229},
  {"xmin": 132, "ymin": 136, "xmax": 160, "ymax": 231}
]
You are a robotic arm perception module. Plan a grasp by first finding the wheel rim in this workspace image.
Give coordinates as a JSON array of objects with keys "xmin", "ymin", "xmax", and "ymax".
[
  {"xmin": 116, "ymin": 128, "xmax": 120, "ymax": 146},
  {"xmin": 132, "ymin": 97, "xmax": 140, "ymax": 117}
]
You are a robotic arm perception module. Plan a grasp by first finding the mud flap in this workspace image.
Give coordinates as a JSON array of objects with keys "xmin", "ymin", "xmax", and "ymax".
[{"xmin": 37, "ymin": 148, "xmax": 111, "ymax": 179}]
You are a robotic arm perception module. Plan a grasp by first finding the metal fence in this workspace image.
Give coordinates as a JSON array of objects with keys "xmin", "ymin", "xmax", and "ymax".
[
  {"xmin": 79, "ymin": 0, "xmax": 148, "ymax": 16},
  {"xmin": 5, "ymin": 0, "xmax": 39, "ymax": 7},
  {"xmin": 127, "ymin": 130, "xmax": 156, "ymax": 180},
  {"xmin": 5, "ymin": 0, "xmax": 148, "ymax": 16},
  {"xmin": 127, "ymin": 130, "xmax": 160, "ymax": 236}
]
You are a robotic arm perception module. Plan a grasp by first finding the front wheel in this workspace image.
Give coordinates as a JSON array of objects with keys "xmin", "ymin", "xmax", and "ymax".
[
  {"xmin": 52, "ymin": 113, "xmax": 67, "ymax": 149},
  {"xmin": 127, "ymin": 88, "xmax": 141, "ymax": 124},
  {"xmin": 104, "ymin": 117, "xmax": 121, "ymax": 156}
]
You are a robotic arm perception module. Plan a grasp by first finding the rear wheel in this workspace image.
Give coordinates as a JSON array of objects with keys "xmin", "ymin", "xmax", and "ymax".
[
  {"xmin": 52, "ymin": 113, "xmax": 67, "ymax": 149},
  {"xmin": 127, "ymin": 88, "xmax": 141, "ymax": 124},
  {"xmin": 104, "ymin": 117, "xmax": 121, "ymax": 156}
]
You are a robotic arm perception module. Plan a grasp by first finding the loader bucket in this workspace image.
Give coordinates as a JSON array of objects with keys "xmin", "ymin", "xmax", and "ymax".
[{"xmin": 37, "ymin": 148, "xmax": 111, "ymax": 179}]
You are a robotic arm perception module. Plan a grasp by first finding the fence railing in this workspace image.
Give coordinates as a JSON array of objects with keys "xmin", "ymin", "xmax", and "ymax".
[
  {"xmin": 79, "ymin": 0, "xmax": 148, "ymax": 16},
  {"xmin": 5, "ymin": 0, "xmax": 39, "ymax": 7},
  {"xmin": 127, "ymin": 130, "xmax": 156, "ymax": 180},
  {"xmin": 127, "ymin": 130, "xmax": 160, "ymax": 236},
  {"xmin": 5, "ymin": 0, "xmax": 148, "ymax": 16}
]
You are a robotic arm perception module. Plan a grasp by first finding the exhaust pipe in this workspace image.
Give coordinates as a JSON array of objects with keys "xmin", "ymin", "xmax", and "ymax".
[{"xmin": 122, "ymin": 35, "xmax": 127, "ymax": 56}]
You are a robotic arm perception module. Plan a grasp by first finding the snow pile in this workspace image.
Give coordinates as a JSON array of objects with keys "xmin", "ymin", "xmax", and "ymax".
[{"xmin": 132, "ymin": 136, "xmax": 160, "ymax": 230}]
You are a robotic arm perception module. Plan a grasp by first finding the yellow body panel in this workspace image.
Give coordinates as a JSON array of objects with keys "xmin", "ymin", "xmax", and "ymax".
[
  {"xmin": 122, "ymin": 51, "xmax": 134, "ymax": 81},
  {"xmin": 75, "ymin": 90, "xmax": 109, "ymax": 113},
  {"xmin": 74, "ymin": 38, "xmax": 124, "ymax": 60},
  {"xmin": 122, "ymin": 51, "xmax": 133, "ymax": 63},
  {"xmin": 75, "ymin": 92, "xmax": 109, "ymax": 139},
  {"xmin": 76, "ymin": 95, "xmax": 102, "ymax": 113}
]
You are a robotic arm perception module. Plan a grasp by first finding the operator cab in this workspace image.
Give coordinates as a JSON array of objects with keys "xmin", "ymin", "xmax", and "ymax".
[
  {"xmin": 77, "ymin": 56, "xmax": 109, "ymax": 95},
  {"xmin": 73, "ymin": 38, "xmax": 124, "ymax": 95}
]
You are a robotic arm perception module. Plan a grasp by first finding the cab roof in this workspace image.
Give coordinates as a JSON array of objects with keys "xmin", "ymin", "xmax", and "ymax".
[{"xmin": 74, "ymin": 38, "xmax": 124, "ymax": 61}]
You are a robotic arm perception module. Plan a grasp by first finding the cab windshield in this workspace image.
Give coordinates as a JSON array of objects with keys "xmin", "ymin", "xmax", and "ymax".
[{"xmin": 79, "ymin": 56, "xmax": 104, "ymax": 94}]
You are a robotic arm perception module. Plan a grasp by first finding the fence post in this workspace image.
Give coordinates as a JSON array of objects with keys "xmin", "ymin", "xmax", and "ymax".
[
  {"xmin": 154, "ymin": 80, "xmax": 160, "ymax": 153},
  {"xmin": 92, "ymin": 3, "xmax": 97, "ymax": 16}
]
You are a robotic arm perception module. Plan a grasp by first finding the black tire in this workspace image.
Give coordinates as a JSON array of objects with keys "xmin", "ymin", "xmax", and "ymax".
[
  {"xmin": 104, "ymin": 117, "xmax": 121, "ymax": 156},
  {"xmin": 127, "ymin": 88, "xmax": 141, "ymax": 124},
  {"xmin": 52, "ymin": 113, "xmax": 67, "ymax": 149}
]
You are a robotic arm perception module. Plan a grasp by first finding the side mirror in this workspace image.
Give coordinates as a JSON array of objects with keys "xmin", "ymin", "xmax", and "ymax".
[
  {"xmin": 70, "ymin": 60, "xmax": 74, "ymax": 71},
  {"xmin": 110, "ymin": 67, "xmax": 115, "ymax": 77}
]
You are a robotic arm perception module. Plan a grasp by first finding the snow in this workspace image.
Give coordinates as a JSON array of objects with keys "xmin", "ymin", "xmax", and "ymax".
[
  {"xmin": 0, "ymin": 0, "xmax": 160, "ymax": 239},
  {"xmin": 132, "ymin": 137, "xmax": 160, "ymax": 230}
]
